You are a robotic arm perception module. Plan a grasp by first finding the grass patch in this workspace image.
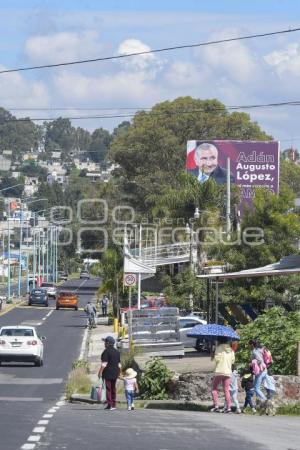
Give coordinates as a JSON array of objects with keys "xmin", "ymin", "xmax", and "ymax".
[
  {"xmin": 276, "ymin": 402, "xmax": 300, "ymax": 416},
  {"xmin": 65, "ymin": 366, "xmax": 92, "ymax": 400}
]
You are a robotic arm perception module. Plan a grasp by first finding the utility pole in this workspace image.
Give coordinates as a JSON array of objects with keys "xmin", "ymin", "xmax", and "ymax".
[
  {"xmin": 46, "ymin": 227, "xmax": 49, "ymax": 282},
  {"xmin": 55, "ymin": 227, "xmax": 58, "ymax": 283},
  {"xmin": 26, "ymin": 214, "xmax": 29, "ymax": 293},
  {"xmin": 33, "ymin": 213, "xmax": 36, "ymax": 289},
  {"xmin": 137, "ymin": 224, "xmax": 142, "ymax": 310},
  {"xmin": 17, "ymin": 202, "xmax": 23, "ymax": 297},
  {"xmin": 226, "ymin": 157, "xmax": 231, "ymax": 240},
  {"xmin": 7, "ymin": 201, "xmax": 11, "ymax": 301}
]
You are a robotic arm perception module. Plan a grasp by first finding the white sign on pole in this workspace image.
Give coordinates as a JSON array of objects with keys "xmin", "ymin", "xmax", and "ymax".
[{"xmin": 123, "ymin": 273, "xmax": 137, "ymax": 287}]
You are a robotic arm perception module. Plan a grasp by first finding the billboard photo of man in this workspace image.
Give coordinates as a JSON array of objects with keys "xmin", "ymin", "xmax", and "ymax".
[
  {"xmin": 186, "ymin": 139, "xmax": 280, "ymax": 209},
  {"xmin": 189, "ymin": 142, "xmax": 235, "ymax": 184}
]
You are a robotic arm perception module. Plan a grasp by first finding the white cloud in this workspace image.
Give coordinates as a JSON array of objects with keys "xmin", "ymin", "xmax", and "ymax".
[
  {"xmin": 264, "ymin": 43, "xmax": 300, "ymax": 78},
  {"xmin": 0, "ymin": 67, "xmax": 49, "ymax": 111},
  {"xmin": 117, "ymin": 39, "xmax": 164, "ymax": 77},
  {"xmin": 25, "ymin": 31, "xmax": 103, "ymax": 64},
  {"xmin": 52, "ymin": 70, "xmax": 163, "ymax": 105},
  {"xmin": 197, "ymin": 29, "xmax": 261, "ymax": 86}
]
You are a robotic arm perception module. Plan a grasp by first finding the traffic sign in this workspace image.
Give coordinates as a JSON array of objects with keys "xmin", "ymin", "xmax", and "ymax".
[{"xmin": 123, "ymin": 273, "xmax": 137, "ymax": 287}]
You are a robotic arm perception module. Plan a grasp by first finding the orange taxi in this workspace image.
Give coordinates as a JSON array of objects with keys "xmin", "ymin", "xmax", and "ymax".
[{"xmin": 56, "ymin": 291, "xmax": 79, "ymax": 310}]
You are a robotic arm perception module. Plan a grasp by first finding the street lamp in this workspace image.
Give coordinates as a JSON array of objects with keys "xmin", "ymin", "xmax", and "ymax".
[
  {"xmin": 18, "ymin": 198, "xmax": 47, "ymax": 297},
  {"xmin": 185, "ymin": 208, "xmax": 200, "ymax": 274},
  {"xmin": 185, "ymin": 208, "xmax": 200, "ymax": 313}
]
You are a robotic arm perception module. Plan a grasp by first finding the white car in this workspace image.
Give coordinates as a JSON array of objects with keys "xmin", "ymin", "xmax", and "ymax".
[
  {"xmin": 178, "ymin": 316, "xmax": 208, "ymax": 350},
  {"xmin": 41, "ymin": 282, "xmax": 57, "ymax": 299},
  {"xmin": 0, "ymin": 326, "xmax": 45, "ymax": 366}
]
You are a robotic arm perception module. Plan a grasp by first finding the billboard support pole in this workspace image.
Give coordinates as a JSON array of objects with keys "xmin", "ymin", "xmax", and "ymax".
[{"xmin": 226, "ymin": 157, "xmax": 231, "ymax": 240}]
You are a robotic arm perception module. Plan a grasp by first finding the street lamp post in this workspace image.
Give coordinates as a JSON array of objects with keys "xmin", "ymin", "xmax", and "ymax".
[{"xmin": 185, "ymin": 208, "xmax": 200, "ymax": 313}]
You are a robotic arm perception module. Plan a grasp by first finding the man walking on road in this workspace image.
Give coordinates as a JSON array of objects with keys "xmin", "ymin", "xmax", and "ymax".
[
  {"xmin": 101, "ymin": 295, "xmax": 109, "ymax": 316},
  {"xmin": 98, "ymin": 336, "xmax": 121, "ymax": 410}
]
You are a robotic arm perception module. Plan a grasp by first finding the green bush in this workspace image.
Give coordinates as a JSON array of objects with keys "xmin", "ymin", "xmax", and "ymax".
[
  {"xmin": 276, "ymin": 402, "xmax": 300, "ymax": 416},
  {"xmin": 139, "ymin": 357, "xmax": 173, "ymax": 400},
  {"xmin": 72, "ymin": 359, "xmax": 89, "ymax": 371},
  {"xmin": 236, "ymin": 307, "xmax": 300, "ymax": 375}
]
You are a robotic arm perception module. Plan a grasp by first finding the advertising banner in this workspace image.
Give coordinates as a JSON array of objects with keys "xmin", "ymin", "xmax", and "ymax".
[{"xmin": 186, "ymin": 140, "xmax": 280, "ymax": 206}]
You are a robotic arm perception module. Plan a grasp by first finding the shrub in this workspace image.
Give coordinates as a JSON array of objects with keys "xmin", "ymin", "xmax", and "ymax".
[
  {"xmin": 139, "ymin": 357, "xmax": 173, "ymax": 400},
  {"xmin": 236, "ymin": 307, "xmax": 300, "ymax": 375},
  {"xmin": 72, "ymin": 359, "xmax": 89, "ymax": 371},
  {"xmin": 65, "ymin": 367, "xmax": 91, "ymax": 400},
  {"xmin": 276, "ymin": 402, "xmax": 300, "ymax": 416}
]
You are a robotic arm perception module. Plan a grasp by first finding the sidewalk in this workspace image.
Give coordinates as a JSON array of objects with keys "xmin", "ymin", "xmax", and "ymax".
[
  {"xmin": 72, "ymin": 320, "xmax": 217, "ymax": 406},
  {"xmin": 0, "ymin": 294, "xmax": 27, "ymax": 316}
]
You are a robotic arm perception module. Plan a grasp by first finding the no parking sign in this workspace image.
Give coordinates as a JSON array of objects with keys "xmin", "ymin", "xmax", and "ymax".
[{"xmin": 123, "ymin": 273, "xmax": 137, "ymax": 287}]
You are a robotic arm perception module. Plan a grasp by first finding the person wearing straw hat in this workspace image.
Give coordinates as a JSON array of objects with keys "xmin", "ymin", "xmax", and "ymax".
[{"xmin": 123, "ymin": 368, "xmax": 139, "ymax": 411}]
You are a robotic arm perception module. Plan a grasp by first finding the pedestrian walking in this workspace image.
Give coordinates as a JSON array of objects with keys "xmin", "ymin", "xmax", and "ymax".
[
  {"xmin": 123, "ymin": 368, "xmax": 139, "ymax": 411},
  {"xmin": 211, "ymin": 337, "xmax": 235, "ymax": 413},
  {"xmin": 101, "ymin": 295, "xmax": 109, "ymax": 316},
  {"xmin": 98, "ymin": 336, "xmax": 121, "ymax": 411},
  {"xmin": 263, "ymin": 369, "xmax": 276, "ymax": 400},
  {"xmin": 224, "ymin": 364, "xmax": 241, "ymax": 413},
  {"xmin": 249, "ymin": 339, "xmax": 267, "ymax": 402},
  {"xmin": 241, "ymin": 365, "xmax": 256, "ymax": 414}
]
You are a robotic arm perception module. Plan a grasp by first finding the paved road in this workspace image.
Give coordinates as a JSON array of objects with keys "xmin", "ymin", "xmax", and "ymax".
[
  {"xmin": 0, "ymin": 277, "xmax": 101, "ymax": 450},
  {"xmin": 19, "ymin": 403, "xmax": 300, "ymax": 450}
]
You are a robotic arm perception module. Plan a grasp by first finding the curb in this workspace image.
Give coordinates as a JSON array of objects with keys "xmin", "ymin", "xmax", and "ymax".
[
  {"xmin": 70, "ymin": 394, "xmax": 127, "ymax": 405},
  {"xmin": 69, "ymin": 394, "xmax": 211, "ymax": 411}
]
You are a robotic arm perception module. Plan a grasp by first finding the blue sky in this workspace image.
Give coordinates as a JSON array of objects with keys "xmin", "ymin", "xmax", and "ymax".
[{"xmin": 0, "ymin": 1, "xmax": 300, "ymax": 147}]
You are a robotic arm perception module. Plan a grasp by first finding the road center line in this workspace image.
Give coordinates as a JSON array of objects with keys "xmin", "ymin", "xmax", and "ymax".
[
  {"xmin": 43, "ymin": 414, "xmax": 53, "ymax": 418},
  {"xmin": 32, "ymin": 427, "xmax": 45, "ymax": 433},
  {"xmin": 42, "ymin": 309, "xmax": 54, "ymax": 321},
  {"xmin": 37, "ymin": 420, "xmax": 49, "ymax": 425},
  {"xmin": 21, "ymin": 444, "xmax": 36, "ymax": 450},
  {"xmin": 27, "ymin": 435, "xmax": 41, "ymax": 442}
]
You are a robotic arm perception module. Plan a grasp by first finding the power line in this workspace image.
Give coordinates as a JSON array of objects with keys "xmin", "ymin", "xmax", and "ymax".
[
  {"xmin": 0, "ymin": 27, "xmax": 300, "ymax": 74},
  {"xmin": 4, "ymin": 100, "xmax": 300, "ymax": 112},
  {"xmin": 2, "ymin": 99, "xmax": 300, "ymax": 123},
  {"xmin": 6, "ymin": 107, "xmax": 150, "ymax": 111}
]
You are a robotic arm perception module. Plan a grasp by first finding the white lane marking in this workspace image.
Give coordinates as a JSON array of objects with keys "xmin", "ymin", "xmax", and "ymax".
[
  {"xmin": 47, "ymin": 408, "xmax": 57, "ymax": 413},
  {"xmin": 28, "ymin": 435, "xmax": 41, "ymax": 442},
  {"xmin": 0, "ymin": 397, "xmax": 43, "ymax": 401},
  {"xmin": 37, "ymin": 420, "xmax": 49, "ymax": 425},
  {"xmin": 56, "ymin": 400, "xmax": 65, "ymax": 406},
  {"xmin": 0, "ymin": 375, "xmax": 63, "ymax": 385},
  {"xmin": 42, "ymin": 310, "xmax": 54, "ymax": 321},
  {"xmin": 32, "ymin": 427, "xmax": 45, "ymax": 433},
  {"xmin": 52, "ymin": 406, "xmax": 59, "ymax": 410},
  {"xmin": 21, "ymin": 444, "xmax": 36, "ymax": 450},
  {"xmin": 43, "ymin": 414, "xmax": 53, "ymax": 418},
  {"xmin": 21, "ymin": 321, "xmax": 42, "ymax": 326},
  {"xmin": 79, "ymin": 326, "xmax": 89, "ymax": 360}
]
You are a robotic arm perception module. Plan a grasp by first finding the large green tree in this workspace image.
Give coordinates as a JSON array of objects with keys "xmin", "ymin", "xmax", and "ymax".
[
  {"xmin": 0, "ymin": 108, "xmax": 41, "ymax": 160},
  {"xmin": 44, "ymin": 118, "xmax": 76, "ymax": 156},
  {"xmin": 88, "ymin": 128, "xmax": 112, "ymax": 163}
]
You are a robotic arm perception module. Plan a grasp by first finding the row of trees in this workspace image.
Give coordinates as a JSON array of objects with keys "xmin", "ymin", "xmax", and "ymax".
[{"xmin": 0, "ymin": 107, "xmax": 130, "ymax": 163}]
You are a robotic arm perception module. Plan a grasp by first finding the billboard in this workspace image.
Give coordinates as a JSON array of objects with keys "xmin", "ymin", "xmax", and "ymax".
[{"xmin": 186, "ymin": 140, "xmax": 280, "ymax": 206}]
